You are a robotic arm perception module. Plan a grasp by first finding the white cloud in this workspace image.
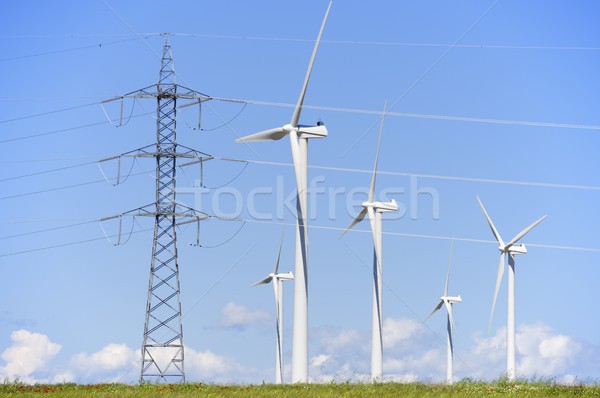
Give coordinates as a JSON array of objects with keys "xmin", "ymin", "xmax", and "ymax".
[
  {"xmin": 214, "ymin": 302, "xmax": 271, "ymax": 331},
  {"xmin": 0, "ymin": 322, "xmax": 597, "ymax": 384},
  {"xmin": 310, "ymin": 354, "xmax": 330, "ymax": 368},
  {"xmin": 185, "ymin": 346, "xmax": 262, "ymax": 383},
  {"xmin": 70, "ymin": 343, "xmax": 138, "ymax": 382},
  {"xmin": 517, "ymin": 323, "xmax": 582, "ymax": 378},
  {"xmin": 309, "ymin": 317, "xmax": 438, "ymax": 383},
  {"xmin": 383, "ymin": 317, "xmax": 425, "ymax": 349},
  {"xmin": 185, "ymin": 347, "xmax": 233, "ymax": 377},
  {"xmin": 462, "ymin": 323, "xmax": 590, "ymax": 381},
  {"xmin": 0, "ymin": 329, "xmax": 61, "ymax": 382},
  {"xmin": 317, "ymin": 329, "xmax": 364, "ymax": 354}
]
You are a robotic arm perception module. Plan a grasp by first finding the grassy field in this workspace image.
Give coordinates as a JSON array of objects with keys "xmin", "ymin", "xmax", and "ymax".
[{"xmin": 1, "ymin": 380, "xmax": 599, "ymax": 398}]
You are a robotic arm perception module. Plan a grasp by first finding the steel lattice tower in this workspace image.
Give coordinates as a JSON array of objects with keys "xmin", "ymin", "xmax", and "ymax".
[
  {"xmin": 140, "ymin": 39, "xmax": 185, "ymax": 384},
  {"xmin": 100, "ymin": 36, "xmax": 213, "ymax": 384}
]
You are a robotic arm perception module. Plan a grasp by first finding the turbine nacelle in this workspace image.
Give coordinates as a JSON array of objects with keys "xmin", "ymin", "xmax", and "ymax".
[
  {"xmin": 361, "ymin": 198, "xmax": 398, "ymax": 213},
  {"xmin": 275, "ymin": 271, "xmax": 294, "ymax": 281},
  {"xmin": 502, "ymin": 244, "xmax": 527, "ymax": 255},
  {"xmin": 441, "ymin": 295, "xmax": 462, "ymax": 304},
  {"xmin": 298, "ymin": 122, "xmax": 328, "ymax": 139}
]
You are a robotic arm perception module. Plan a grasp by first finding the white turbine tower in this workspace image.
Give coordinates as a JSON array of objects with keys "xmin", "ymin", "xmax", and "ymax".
[
  {"xmin": 236, "ymin": 2, "xmax": 331, "ymax": 382},
  {"xmin": 425, "ymin": 241, "xmax": 462, "ymax": 385},
  {"xmin": 477, "ymin": 196, "xmax": 546, "ymax": 381},
  {"xmin": 251, "ymin": 229, "xmax": 294, "ymax": 385},
  {"xmin": 341, "ymin": 103, "xmax": 398, "ymax": 382}
]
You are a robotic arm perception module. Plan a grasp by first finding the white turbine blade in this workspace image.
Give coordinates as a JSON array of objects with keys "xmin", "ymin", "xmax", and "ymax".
[
  {"xmin": 273, "ymin": 280, "xmax": 282, "ymax": 378},
  {"xmin": 445, "ymin": 301, "xmax": 457, "ymax": 332},
  {"xmin": 366, "ymin": 207, "xmax": 382, "ymax": 269},
  {"xmin": 339, "ymin": 207, "xmax": 368, "ymax": 239},
  {"xmin": 505, "ymin": 215, "xmax": 547, "ymax": 249},
  {"xmin": 425, "ymin": 300, "xmax": 444, "ymax": 320},
  {"xmin": 235, "ymin": 127, "xmax": 287, "ymax": 143},
  {"xmin": 476, "ymin": 196, "xmax": 505, "ymax": 247},
  {"xmin": 273, "ymin": 279, "xmax": 280, "ymax": 315},
  {"xmin": 290, "ymin": 2, "xmax": 331, "ymax": 127},
  {"xmin": 251, "ymin": 275, "xmax": 273, "ymax": 287},
  {"xmin": 444, "ymin": 240, "xmax": 454, "ymax": 296},
  {"xmin": 273, "ymin": 225, "xmax": 286, "ymax": 274},
  {"xmin": 489, "ymin": 251, "xmax": 506, "ymax": 331},
  {"xmin": 288, "ymin": 131, "xmax": 306, "ymax": 198},
  {"xmin": 368, "ymin": 101, "xmax": 387, "ymax": 203}
]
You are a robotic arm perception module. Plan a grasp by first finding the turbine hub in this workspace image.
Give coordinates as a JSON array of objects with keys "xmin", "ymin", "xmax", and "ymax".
[{"xmin": 282, "ymin": 124, "xmax": 295, "ymax": 133}]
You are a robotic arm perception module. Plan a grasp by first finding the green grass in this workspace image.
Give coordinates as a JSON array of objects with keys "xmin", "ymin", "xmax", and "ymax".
[{"xmin": 1, "ymin": 379, "xmax": 599, "ymax": 397}]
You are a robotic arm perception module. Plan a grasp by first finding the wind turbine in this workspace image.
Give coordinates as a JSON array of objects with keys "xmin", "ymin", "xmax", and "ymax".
[
  {"xmin": 341, "ymin": 102, "xmax": 398, "ymax": 382},
  {"xmin": 251, "ymin": 228, "xmax": 294, "ymax": 385},
  {"xmin": 425, "ymin": 241, "xmax": 462, "ymax": 385},
  {"xmin": 477, "ymin": 196, "xmax": 546, "ymax": 381},
  {"xmin": 236, "ymin": 2, "xmax": 331, "ymax": 382}
]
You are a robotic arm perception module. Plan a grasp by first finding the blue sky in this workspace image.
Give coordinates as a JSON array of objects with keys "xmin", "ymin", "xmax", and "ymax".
[{"xmin": 1, "ymin": 0, "xmax": 599, "ymax": 384}]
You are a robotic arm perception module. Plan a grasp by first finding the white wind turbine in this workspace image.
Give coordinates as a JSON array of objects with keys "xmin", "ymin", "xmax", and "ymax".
[
  {"xmin": 341, "ymin": 103, "xmax": 398, "ymax": 382},
  {"xmin": 425, "ymin": 241, "xmax": 462, "ymax": 385},
  {"xmin": 477, "ymin": 196, "xmax": 546, "ymax": 381},
  {"xmin": 236, "ymin": 2, "xmax": 331, "ymax": 382},
  {"xmin": 251, "ymin": 229, "xmax": 294, "ymax": 385}
]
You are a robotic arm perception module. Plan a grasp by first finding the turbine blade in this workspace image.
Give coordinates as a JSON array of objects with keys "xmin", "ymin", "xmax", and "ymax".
[
  {"xmin": 251, "ymin": 275, "xmax": 273, "ymax": 287},
  {"xmin": 273, "ymin": 280, "xmax": 283, "ymax": 378},
  {"xmin": 235, "ymin": 127, "xmax": 287, "ymax": 143},
  {"xmin": 505, "ymin": 215, "xmax": 547, "ymax": 249},
  {"xmin": 366, "ymin": 207, "xmax": 383, "ymax": 275},
  {"xmin": 444, "ymin": 240, "xmax": 454, "ymax": 297},
  {"xmin": 425, "ymin": 300, "xmax": 444, "ymax": 320},
  {"xmin": 368, "ymin": 101, "xmax": 387, "ymax": 202},
  {"xmin": 489, "ymin": 251, "xmax": 506, "ymax": 331},
  {"xmin": 273, "ymin": 225, "xmax": 286, "ymax": 274},
  {"xmin": 289, "ymin": 131, "xmax": 305, "ymax": 199},
  {"xmin": 339, "ymin": 207, "xmax": 368, "ymax": 239},
  {"xmin": 477, "ymin": 196, "xmax": 505, "ymax": 247},
  {"xmin": 445, "ymin": 301, "xmax": 457, "ymax": 332},
  {"xmin": 290, "ymin": 2, "xmax": 331, "ymax": 127}
]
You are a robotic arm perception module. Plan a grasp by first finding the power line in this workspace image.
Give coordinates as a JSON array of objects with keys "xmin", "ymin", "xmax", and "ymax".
[
  {"xmin": 2, "ymin": 217, "xmax": 597, "ymax": 258},
  {"xmin": 0, "ymin": 220, "xmax": 97, "ymax": 240},
  {"xmin": 0, "ymin": 227, "xmax": 153, "ymax": 258},
  {"xmin": 0, "ymin": 36, "xmax": 159, "ymax": 63},
  {"xmin": 236, "ymin": 218, "xmax": 600, "ymax": 254},
  {"xmin": 211, "ymin": 96, "xmax": 600, "ymax": 132},
  {"xmin": 0, "ymin": 102, "xmax": 99, "ymax": 124},
  {"xmin": 218, "ymin": 157, "xmax": 600, "ymax": 191},
  {"xmin": 0, "ymin": 156, "xmax": 103, "ymax": 164},
  {"xmin": 0, "ymin": 110, "xmax": 154, "ymax": 144},
  {"xmin": 168, "ymin": 32, "xmax": 600, "ymax": 52},
  {"xmin": 4, "ymin": 32, "xmax": 599, "ymax": 52},
  {"xmin": 1, "ymin": 153, "xmax": 598, "ymax": 203},
  {"xmin": 0, "ymin": 169, "xmax": 152, "ymax": 201},
  {"xmin": 0, "ymin": 160, "xmax": 98, "ymax": 182}
]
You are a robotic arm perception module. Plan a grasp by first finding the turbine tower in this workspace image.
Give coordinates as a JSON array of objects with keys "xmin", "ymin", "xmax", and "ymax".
[
  {"xmin": 341, "ymin": 103, "xmax": 398, "ymax": 382},
  {"xmin": 100, "ymin": 36, "xmax": 213, "ymax": 383},
  {"xmin": 425, "ymin": 241, "xmax": 462, "ymax": 385},
  {"xmin": 236, "ymin": 2, "xmax": 331, "ymax": 382},
  {"xmin": 477, "ymin": 196, "xmax": 546, "ymax": 381},
  {"xmin": 251, "ymin": 228, "xmax": 294, "ymax": 384}
]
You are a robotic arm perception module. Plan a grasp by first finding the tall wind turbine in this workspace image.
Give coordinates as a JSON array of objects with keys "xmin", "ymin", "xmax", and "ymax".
[
  {"xmin": 251, "ymin": 229, "xmax": 294, "ymax": 384},
  {"xmin": 236, "ymin": 2, "xmax": 331, "ymax": 382},
  {"xmin": 341, "ymin": 103, "xmax": 398, "ymax": 382},
  {"xmin": 425, "ymin": 241, "xmax": 462, "ymax": 385},
  {"xmin": 477, "ymin": 196, "xmax": 546, "ymax": 381}
]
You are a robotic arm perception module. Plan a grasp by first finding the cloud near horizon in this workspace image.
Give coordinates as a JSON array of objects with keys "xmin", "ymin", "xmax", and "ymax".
[{"xmin": 0, "ymin": 320, "xmax": 597, "ymax": 384}]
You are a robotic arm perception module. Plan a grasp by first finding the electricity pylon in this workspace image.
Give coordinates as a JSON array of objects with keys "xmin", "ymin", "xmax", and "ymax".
[{"xmin": 100, "ymin": 36, "xmax": 212, "ymax": 383}]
